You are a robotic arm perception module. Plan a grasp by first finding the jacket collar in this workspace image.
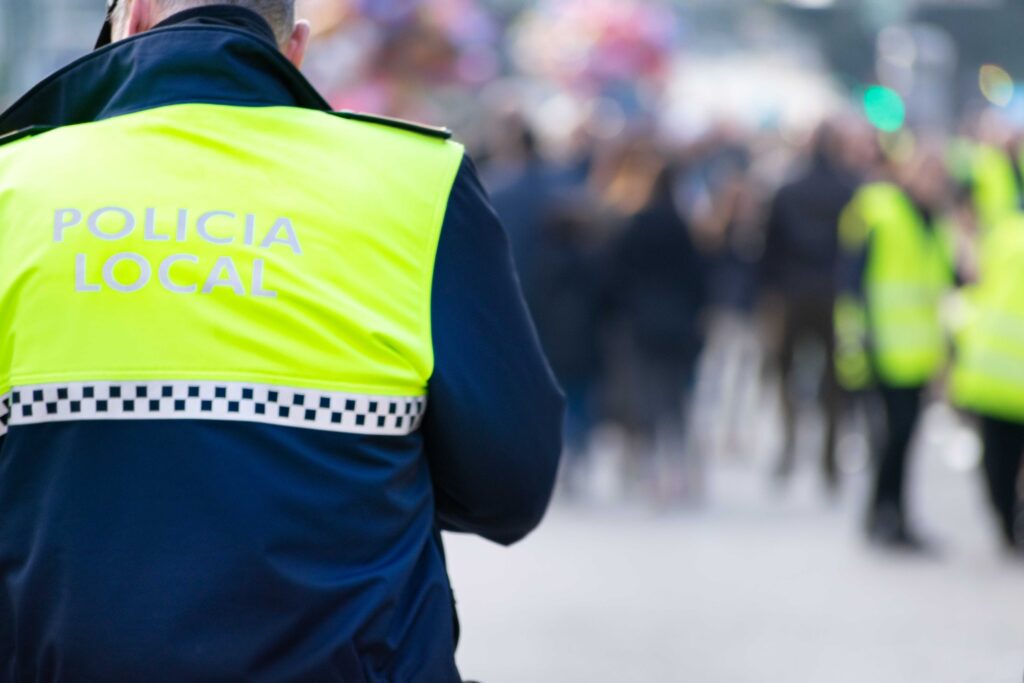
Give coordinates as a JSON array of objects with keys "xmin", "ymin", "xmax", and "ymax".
[{"xmin": 0, "ymin": 6, "xmax": 330, "ymax": 135}]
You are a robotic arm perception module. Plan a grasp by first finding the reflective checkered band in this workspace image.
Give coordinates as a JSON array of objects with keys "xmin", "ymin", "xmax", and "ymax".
[
  {"xmin": 0, "ymin": 393, "xmax": 9, "ymax": 437},
  {"xmin": 0, "ymin": 382, "xmax": 426, "ymax": 437}
]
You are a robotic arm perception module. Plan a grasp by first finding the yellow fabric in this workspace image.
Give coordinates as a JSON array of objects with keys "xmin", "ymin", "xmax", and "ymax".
[
  {"xmin": 839, "ymin": 182, "xmax": 953, "ymax": 388},
  {"xmin": 834, "ymin": 294, "xmax": 872, "ymax": 391},
  {"xmin": 952, "ymin": 214, "xmax": 1024, "ymax": 422},
  {"xmin": 0, "ymin": 104, "xmax": 465, "ymax": 398},
  {"xmin": 971, "ymin": 144, "xmax": 1020, "ymax": 231}
]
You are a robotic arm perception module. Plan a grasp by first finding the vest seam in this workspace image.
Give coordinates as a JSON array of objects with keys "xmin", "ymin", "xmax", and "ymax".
[{"xmin": 422, "ymin": 144, "xmax": 466, "ymax": 383}]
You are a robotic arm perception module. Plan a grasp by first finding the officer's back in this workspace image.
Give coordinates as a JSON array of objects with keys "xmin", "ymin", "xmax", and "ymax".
[{"xmin": 0, "ymin": 2, "xmax": 564, "ymax": 681}]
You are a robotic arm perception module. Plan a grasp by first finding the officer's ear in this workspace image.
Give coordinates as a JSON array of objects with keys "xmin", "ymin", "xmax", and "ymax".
[
  {"xmin": 283, "ymin": 20, "xmax": 311, "ymax": 69},
  {"xmin": 118, "ymin": 0, "xmax": 158, "ymax": 40}
]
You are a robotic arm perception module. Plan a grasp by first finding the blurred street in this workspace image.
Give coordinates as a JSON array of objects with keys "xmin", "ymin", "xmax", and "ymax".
[{"xmin": 448, "ymin": 408, "xmax": 1024, "ymax": 683}]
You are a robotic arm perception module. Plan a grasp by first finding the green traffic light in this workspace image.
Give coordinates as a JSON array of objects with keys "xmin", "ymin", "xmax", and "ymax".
[{"xmin": 863, "ymin": 86, "xmax": 905, "ymax": 132}]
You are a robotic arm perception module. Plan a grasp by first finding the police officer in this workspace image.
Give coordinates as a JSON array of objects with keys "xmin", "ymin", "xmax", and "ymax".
[
  {"xmin": 0, "ymin": 1, "xmax": 564, "ymax": 681},
  {"xmin": 952, "ymin": 213, "xmax": 1024, "ymax": 555},
  {"xmin": 835, "ymin": 145, "xmax": 954, "ymax": 550}
]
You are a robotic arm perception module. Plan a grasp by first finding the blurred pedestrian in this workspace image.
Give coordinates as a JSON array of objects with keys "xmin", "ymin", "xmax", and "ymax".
[
  {"xmin": 965, "ymin": 113, "xmax": 1023, "ymax": 232},
  {"xmin": 531, "ymin": 201, "xmax": 605, "ymax": 493},
  {"xmin": 762, "ymin": 120, "xmax": 858, "ymax": 491},
  {"xmin": 605, "ymin": 163, "xmax": 709, "ymax": 502},
  {"xmin": 483, "ymin": 113, "xmax": 558, "ymax": 308},
  {"xmin": 683, "ymin": 133, "xmax": 765, "ymax": 464},
  {"xmin": 952, "ymin": 212, "xmax": 1024, "ymax": 555},
  {"xmin": 835, "ymin": 145, "xmax": 955, "ymax": 550}
]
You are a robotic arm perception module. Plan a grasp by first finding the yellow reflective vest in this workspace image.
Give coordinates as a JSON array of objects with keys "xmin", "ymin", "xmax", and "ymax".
[
  {"xmin": 971, "ymin": 143, "xmax": 1024, "ymax": 232},
  {"xmin": 0, "ymin": 104, "xmax": 465, "ymax": 418},
  {"xmin": 952, "ymin": 214, "xmax": 1024, "ymax": 423},
  {"xmin": 836, "ymin": 182, "xmax": 953, "ymax": 389}
]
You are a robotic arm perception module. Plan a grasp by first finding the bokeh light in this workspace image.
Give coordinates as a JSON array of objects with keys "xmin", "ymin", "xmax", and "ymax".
[
  {"xmin": 979, "ymin": 64, "xmax": 1014, "ymax": 108},
  {"xmin": 862, "ymin": 85, "xmax": 905, "ymax": 132}
]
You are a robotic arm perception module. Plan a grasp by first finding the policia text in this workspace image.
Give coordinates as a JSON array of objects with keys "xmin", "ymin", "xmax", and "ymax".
[{"xmin": 54, "ymin": 207, "xmax": 304, "ymax": 298}]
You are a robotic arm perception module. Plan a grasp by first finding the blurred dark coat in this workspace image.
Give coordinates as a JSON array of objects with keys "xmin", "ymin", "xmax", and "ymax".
[
  {"xmin": 530, "ymin": 210, "xmax": 604, "ymax": 387},
  {"xmin": 762, "ymin": 156, "xmax": 857, "ymax": 300},
  {"xmin": 486, "ymin": 159, "xmax": 556, "ymax": 306},
  {"xmin": 606, "ymin": 179, "xmax": 708, "ymax": 365}
]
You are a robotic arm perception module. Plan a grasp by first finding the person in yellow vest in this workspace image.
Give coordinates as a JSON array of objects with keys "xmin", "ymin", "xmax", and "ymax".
[
  {"xmin": 951, "ymin": 213, "xmax": 1024, "ymax": 555},
  {"xmin": 835, "ymin": 145, "xmax": 955, "ymax": 550},
  {"xmin": 969, "ymin": 140, "xmax": 1024, "ymax": 233}
]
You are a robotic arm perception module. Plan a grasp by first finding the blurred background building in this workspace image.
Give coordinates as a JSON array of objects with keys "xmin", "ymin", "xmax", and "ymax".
[{"xmin": 7, "ymin": 0, "xmax": 1024, "ymax": 129}]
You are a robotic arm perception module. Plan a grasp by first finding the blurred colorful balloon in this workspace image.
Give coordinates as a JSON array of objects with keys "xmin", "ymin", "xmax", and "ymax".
[{"xmin": 510, "ymin": 0, "xmax": 679, "ymax": 90}]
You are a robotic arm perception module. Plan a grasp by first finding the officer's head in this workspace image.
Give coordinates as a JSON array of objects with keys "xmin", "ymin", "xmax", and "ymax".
[{"xmin": 105, "ymin": 0, "xmax": 310, "ymax": 67}]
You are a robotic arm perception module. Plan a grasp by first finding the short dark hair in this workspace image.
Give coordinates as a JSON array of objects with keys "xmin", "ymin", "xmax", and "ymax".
[{"xmin": 157, "ymin": 0, "xmax": 294, "ymax": 44}]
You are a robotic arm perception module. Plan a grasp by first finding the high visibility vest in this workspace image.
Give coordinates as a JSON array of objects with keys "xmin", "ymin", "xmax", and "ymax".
[
  {"xmin": 971, "ymin": 143, "xmax": 1024, "ymax": 232},
  {"xmin": 0, "ymin": 104, "xmax": 465, "ymax": 435},
  {"xmin": 952, "ymin": 214, "xmax": 1024, "ymax": 423},
  {"xmin": 841, "ymin": 182, "xmax": 953, "ymax": 387}
]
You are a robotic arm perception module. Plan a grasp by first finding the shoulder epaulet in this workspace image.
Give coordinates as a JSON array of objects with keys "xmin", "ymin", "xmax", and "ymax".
[
  {"xmin": 333, "ymin": 110, "xmax": 452, "ymax": 140},
  {"xmin": 0, "ymin": 125, "xmax": 56, "ymax": 148}
]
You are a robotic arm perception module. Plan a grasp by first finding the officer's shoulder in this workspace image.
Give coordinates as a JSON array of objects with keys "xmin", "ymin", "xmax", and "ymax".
[
  {"xmin": 0, "ymin": 125, "xmax": 57, "ymax": 150},
  {"xmin": 331, "ymin": 110, "xmax": 453, "ymax": 141}
]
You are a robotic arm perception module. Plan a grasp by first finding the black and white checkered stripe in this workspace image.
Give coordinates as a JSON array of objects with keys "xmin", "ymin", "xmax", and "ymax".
[
  {"xmin": 0, "ymin": 382, "xmax": 426, "ymax": 437},
  {"xmin": 0, "ymin": 392, "xmax": 9, "ymax": 438}
]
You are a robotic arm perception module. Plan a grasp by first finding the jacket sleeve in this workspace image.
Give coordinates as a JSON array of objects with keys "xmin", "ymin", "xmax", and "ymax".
[
  {"xmin": 423, "ymin": 154, "xmax": 565, "ymax": 546},
  {"xmin": 760, "ymin": 188, "xmax": 784, "ymax": 292}
]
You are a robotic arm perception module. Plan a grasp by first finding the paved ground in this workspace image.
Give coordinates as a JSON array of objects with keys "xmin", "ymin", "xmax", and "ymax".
[{"xmin": 445, "ymin": 406, "xmax": 1024, "ymax": 683}]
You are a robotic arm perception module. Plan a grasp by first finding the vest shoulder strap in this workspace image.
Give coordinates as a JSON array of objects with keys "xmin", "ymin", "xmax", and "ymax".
[
  {"xmin": 332, "ymin": 111, "xmax": 452, "ymax": 140},
  {"xmin": 0, "ymin": 125, "xmax": 56, "ymax": 149}
]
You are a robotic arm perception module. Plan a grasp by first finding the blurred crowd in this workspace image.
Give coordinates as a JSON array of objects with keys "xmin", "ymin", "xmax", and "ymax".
[
  {"xmin": 284, "ymin": 4, "xmax": 1024, "ymax": 558},
  {"xmin": 471, "ymin": 108, "xmax": 1024, "ymax": 558}
]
